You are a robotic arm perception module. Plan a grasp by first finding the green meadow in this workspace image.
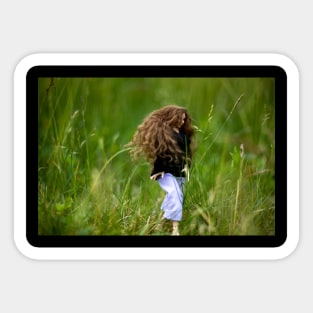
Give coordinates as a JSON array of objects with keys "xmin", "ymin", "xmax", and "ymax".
[{"xmin": 38, "ymin": 77, "xmax": 275, "ymax": 236}]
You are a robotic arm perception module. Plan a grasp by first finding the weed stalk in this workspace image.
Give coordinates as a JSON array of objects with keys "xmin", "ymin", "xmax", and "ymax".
[{"xmin": 232, "ymin": 144, "xmax": 245, "ymax": 232}]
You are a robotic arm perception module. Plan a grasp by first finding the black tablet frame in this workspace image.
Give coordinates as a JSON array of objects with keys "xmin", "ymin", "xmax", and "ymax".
[{"xmin": 27, "ymin": 65, "xmax": 287, "ymax": 248}]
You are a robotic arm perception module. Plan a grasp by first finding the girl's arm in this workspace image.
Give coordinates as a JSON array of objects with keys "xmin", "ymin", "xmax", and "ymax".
[
  {"xmin": 181, "ymin": 164, "xmax": 190, "ymax": 181},
  {"xmin": 150, "ymin": 171, "xmax": 165, "ymax": 180}
]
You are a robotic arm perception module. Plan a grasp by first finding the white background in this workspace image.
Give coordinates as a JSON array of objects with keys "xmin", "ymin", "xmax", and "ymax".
[{"xmin": 2, "ymin": 0, "xmax": 309, "ymax": 312}]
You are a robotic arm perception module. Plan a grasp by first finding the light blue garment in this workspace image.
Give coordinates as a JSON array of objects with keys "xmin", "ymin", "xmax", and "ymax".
[{"xmin": 158, "ymin": 173, "xmax": 185, "ymax": 221}]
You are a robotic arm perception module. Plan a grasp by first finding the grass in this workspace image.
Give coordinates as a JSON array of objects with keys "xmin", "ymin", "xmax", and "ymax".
[{"xmin": 38, "ymin": 77, "xmax": 275, "ymax": 236}]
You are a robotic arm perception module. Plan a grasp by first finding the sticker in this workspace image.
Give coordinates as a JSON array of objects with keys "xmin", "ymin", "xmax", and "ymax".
[{"xmin": 14, "ymin": 53, "xmax": 299, "ymax": 260}]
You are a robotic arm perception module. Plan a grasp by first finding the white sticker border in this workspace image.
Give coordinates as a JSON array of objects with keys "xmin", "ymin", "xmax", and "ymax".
[{"xmin": 14, "ymin": 53, "xmax": 299, "ymax": 260}]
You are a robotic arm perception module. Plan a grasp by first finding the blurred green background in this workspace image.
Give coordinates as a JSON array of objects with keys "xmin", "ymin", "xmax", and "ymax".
[{"xmin": 38, "ymin": 77, "xmax": 275, "ymax": 236}]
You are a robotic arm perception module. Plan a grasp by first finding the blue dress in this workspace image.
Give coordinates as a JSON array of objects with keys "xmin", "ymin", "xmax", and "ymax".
[{"xmin": 158, "ymin": 173, "xmax": 185, "ymax": 221}]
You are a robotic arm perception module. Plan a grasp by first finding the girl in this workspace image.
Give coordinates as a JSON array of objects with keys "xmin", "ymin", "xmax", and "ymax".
[{"xmin": 127, "ymin": 105, "xmax": 195, "ymax": 235}]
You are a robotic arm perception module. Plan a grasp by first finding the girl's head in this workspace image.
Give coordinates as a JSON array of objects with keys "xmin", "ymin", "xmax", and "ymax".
[
  {"xmin": 127, "ymin": 105, "xmax": 195, "ymax": 164},
  {"xmin": 151, "ymin": 105, "xmax": 191, "ymax": 133}
]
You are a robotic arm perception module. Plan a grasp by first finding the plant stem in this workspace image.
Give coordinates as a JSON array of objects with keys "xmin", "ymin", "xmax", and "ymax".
[
  {"xmin": 232, "ymin": 144, "xmax": 244, "ymax": 233},
  {"xmin": 198, "ymin": 94, "xmax": 244, "ymax": 164}
]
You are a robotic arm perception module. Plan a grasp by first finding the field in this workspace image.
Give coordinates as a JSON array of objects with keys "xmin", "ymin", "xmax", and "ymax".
[{"xmin": 38, "ymin": 76, "xmax": 275, "ymax": 236}]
